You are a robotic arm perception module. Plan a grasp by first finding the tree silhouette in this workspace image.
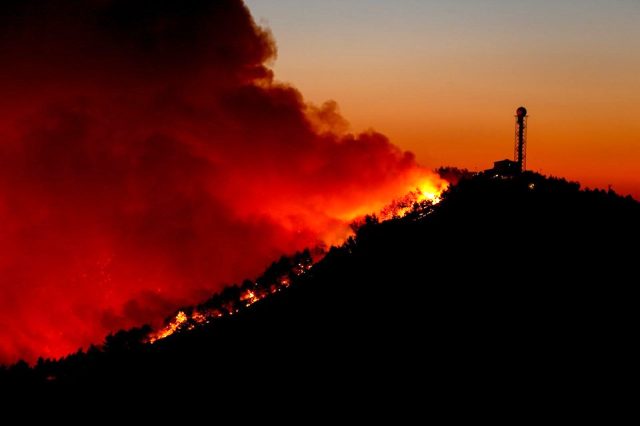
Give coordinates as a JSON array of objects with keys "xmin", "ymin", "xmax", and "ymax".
[{"xmin": 1, "ymin": 171, "xmax": 637, "ymax": 404}]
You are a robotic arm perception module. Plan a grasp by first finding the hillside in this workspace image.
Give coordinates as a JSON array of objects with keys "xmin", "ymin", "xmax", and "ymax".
[{"xmin": 2, "ymin": 172, "xmax": 638, "ymax": 403}]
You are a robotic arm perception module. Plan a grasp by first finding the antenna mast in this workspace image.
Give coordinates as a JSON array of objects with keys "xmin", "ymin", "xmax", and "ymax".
[{"xmin": 514, "ymin": 106, "xmax": 528, "ymax": 172}]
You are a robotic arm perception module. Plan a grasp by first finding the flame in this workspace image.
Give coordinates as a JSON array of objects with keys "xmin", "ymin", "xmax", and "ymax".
[
  {"xmin": 148, "ymin": 311, "xmax": 187, "ymax": 344},
  {"xmin": 145, "ymin": 179, "xmax": 447, "ymax": 345},
  {"xmin": 417, "ymin": 178, "xmax": 448, "ymax": 204},
  {"xmin": 375, "ymin": 177, "xmax": 448, "ymax": 221},
  {"xmin": 0, "ymin": 0, "xmax": 457, "ymax": 365},
  {"xmin": 240, "ymin": 290, "xmax": 259, "ymax": 307}
]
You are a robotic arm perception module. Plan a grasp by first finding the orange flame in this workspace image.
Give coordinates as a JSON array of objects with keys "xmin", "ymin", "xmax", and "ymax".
[
  {"xmin": 146, "ymin": 179, "xmax": 447, "ymax": 345},
  {"xmin": 148, "ymin": 311, "xmax": 187, "ymax": 344}
]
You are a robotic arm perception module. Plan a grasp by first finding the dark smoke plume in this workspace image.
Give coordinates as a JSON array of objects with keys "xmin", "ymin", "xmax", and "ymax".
[{"xmin": 0, "ymin": 0, "xmax": 443, "ymax": 363}]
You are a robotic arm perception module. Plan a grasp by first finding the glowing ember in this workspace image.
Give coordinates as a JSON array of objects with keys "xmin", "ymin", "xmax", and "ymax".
[
  {"xmin": 192, "ymin": 311, "xmax": 207, "ymax": 324},
  {"xmin": 241, "ymin": 290, "xmax": 260, "ymax": 306}
]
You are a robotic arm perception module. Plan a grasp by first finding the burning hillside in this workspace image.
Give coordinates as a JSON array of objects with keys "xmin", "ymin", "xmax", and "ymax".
[{"xmin": 0, "ymin": 0, "xmax": 445, "ymax": 364}]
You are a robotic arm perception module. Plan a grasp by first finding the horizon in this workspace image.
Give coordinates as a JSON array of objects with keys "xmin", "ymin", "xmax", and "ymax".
[
  {"xmin": 0, "ymin": 0, "xmax": 637, "ymax": 366},
  {"xmin": 247, "ymin": 0, "xmax": 640, "ymax": 199}
]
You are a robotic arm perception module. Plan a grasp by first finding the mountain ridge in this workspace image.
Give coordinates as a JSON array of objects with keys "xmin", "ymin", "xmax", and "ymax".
[{"xmin": 2, "ymin": 171, "xmax": 637, "ymax": 399}]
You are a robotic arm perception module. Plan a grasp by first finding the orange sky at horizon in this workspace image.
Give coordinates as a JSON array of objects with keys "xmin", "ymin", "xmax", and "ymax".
[{"xmin": 247, "ymin": 0, "xmax": 640, "ymax": 198}]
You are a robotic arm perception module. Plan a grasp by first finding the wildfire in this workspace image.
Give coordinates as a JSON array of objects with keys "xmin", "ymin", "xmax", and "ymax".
[
  {"xmin": 0, "ymin": 0, "xmax": 461, "ymax": 365},
  {"xmin": 417, "ymin": 178, "xmax": 447, "ymax": 204},
  {"xmin": 148, "ymin": 311, "xmax": 187, "ymax": 344},
  {"xmin": 240, "ymin": 290, "xmax": 259, "ymax": 307},
  {"xmin": 146, "ymin": 253, "xmax": 316, "ymax": 344},
  {"xmin": 145, "ymin": 179, "xmax": 446, "ymax": 346},
  {"xmin": 192, "ymin": 311, "xmax": 207, "ymax": 324},
  {"xmin": 376, "ymin": 177, "xmax": 448, "ymax": 221}
]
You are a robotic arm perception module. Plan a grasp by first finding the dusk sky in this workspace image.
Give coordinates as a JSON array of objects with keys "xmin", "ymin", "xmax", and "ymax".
[
  {"xmin": 246, "ymin": 0, "xmax": 640, "ymax": 197},
  {"xmin": 0, "ymin": 0, "xmax": 637, "ymax": 365}
]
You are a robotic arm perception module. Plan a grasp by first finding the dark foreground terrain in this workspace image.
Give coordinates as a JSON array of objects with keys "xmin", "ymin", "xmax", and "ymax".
[{"xmin": 2, "ymin": 172, "xmax": 637, "ymax": 410}]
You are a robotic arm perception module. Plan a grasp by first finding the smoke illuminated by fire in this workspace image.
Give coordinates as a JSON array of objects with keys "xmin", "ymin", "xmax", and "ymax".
[
  {"xmin": 0, "ymin": 0, "xmax": 446, "ymax": 364},
  {"xmin": 145, "ymin": 187, "xmax": 445, "ymax": 345},
  {"xmin": 146, "ymin": 179, "xmax": 447, "ymax": 345}
]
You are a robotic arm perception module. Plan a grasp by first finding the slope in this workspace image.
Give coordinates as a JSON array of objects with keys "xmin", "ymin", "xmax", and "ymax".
[{"xmin": 2, "ymin": 172, "xmax": 638, "ymax": 405}]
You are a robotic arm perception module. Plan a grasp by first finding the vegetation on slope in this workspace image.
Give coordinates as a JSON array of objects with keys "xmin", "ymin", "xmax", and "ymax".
[{"xmin": 1, "ymin": 172, "xmax": 637, "ymax": 398}]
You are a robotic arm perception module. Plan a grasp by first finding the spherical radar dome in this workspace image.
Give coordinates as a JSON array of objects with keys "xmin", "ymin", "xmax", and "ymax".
[{"xmin": 516, "ymin": 106, "xmax": 528, "ymax": 117}]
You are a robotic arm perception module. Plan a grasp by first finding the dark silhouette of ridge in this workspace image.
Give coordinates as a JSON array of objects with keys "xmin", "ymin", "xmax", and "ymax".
[{"xmin": 1, "ymin": 172, "xmax": 637, "ymax": 408}]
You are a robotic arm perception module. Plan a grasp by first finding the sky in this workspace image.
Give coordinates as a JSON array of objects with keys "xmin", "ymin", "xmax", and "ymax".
[
  {"xmin": 246, "ymin": 0, "xmax": 640, "ymax": 197},
  {"xmin": 0, "ymin": 0, "xmax": 637, "ymax": 365}
]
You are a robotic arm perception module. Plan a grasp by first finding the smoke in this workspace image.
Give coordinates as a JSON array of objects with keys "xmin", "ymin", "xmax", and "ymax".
[{"xmin": 0, "ymin": 0, "xmax": 444, "ymax": 363}]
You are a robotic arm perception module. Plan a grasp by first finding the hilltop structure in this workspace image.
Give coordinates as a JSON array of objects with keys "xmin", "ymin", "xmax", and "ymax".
[{"xmin": 487, "ymin": 106, "xmax": 528, "ymax": 176}]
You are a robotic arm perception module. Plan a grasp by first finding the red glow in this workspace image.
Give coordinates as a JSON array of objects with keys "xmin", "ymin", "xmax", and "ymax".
[{"xmin": 0, "ymin": 0, "xmax": 445, "ymax": 364}]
